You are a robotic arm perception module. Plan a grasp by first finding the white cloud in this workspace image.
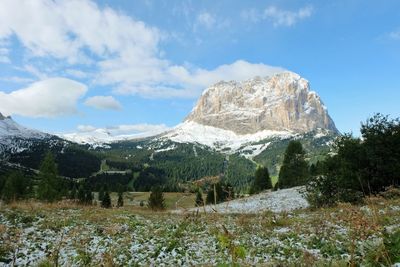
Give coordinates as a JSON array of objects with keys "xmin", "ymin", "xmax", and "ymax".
[
  {"xmin": 240, "ymin": 8, "xmax": 262, "ymax": 23},
  {"xmin": 389, "ymin": 30, "xmax": 400, "ymax": 40},
  {"xmin": 0, "ymin": 0, "xmax": 160, "ymax": 63},
  {"xmin": 115, "ymin": 60, "xmax": 284, "ymax": 98},
  {"xmin": 196, "ymin": 12, "xmax": 216, "ymax": 29},
  {"xmin": 77, "ymin": 125, "xmax": 97, "ymax": 132},
  {"xmin": 84, "ymin": 95, "xmax": 122, "ymax": 110},
  {"xmin": 65, "ymin": 69, "xmax": 89, "ymax": 79},
  {"xmin": 73, "ymin": 123, "xmax": 170, "ymax": 138},
  {"xmin": 0, "ymin": 78, "xmax": 87, "ymax": 117},
  {"xmin": 0, "ymin": 0, "xmax": 285, "ymax": 99},
  {"xmin": 0, "ymin": 47, "xmax": 10, "ymax": 63},
  {"xmin": 242, "ymin": 5, "xmax": 313, "ymax": 27},
  {"xmin": 0, "ymin": 76, "xmax": 34, "ymax": 84},
  {"xmin": 264, "ymin": 5, "xmax": 313, "ymax": 27},
  {"xmin": 104, "ymin": 123, "xmax": 170, "ymax": 136}
]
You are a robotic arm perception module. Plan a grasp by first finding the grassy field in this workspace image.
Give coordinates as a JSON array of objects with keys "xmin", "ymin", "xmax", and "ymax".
[
  {"xmin": 94, "ymin": 192, "xmax": 199, "ymax": 210},
  {"xmin": 1, "ymin": 195, "xmax": 399, "ymax": 266}
]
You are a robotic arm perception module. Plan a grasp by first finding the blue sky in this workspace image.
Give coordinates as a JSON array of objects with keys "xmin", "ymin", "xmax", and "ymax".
[{"xmin": 0, "ymin": 0, "xmax": 399, "ymax": 136}]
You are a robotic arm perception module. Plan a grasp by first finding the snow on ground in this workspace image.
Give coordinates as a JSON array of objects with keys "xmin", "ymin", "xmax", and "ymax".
[
  {"xmin": 239, "ymin": 142, "xmax": 271, "ymax": 159},
  {"xmin": 2, "ymin": 196, "xmax": 399, "ymax": 266},
  {"xmin": 179, "ymin": 186, "xmax": 309, "ymax": 214},
  {"xmin": 163, "ymin": 121, "xmax": 294, "ymax": 153},
  {"xmin": 155, "ymin": 144, "xmax": 177, "ymax": 153}
]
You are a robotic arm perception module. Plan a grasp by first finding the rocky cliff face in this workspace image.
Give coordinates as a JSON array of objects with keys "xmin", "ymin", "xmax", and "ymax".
[{"xmin": 185, "ymin": 72, "xmax": 338, "ymax": 134}]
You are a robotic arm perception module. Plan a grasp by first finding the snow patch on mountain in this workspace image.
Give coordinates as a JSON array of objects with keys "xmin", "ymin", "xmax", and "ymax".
[
  {"xmin": 59, "ymin": 127, "xmax": 168, "ymax": 147},
  {"xmin": 0, "ymin": 116, "xmax": 48, "ymax": 140},
  {"xmin": 162, "ymin": 121, "xmax": 294, "ymax": 153}
]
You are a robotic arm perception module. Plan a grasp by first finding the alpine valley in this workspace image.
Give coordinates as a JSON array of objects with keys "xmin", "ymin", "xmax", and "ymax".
[{"xmin": 0, "ymin": 71, "xmax": 339, "ymax": 191}]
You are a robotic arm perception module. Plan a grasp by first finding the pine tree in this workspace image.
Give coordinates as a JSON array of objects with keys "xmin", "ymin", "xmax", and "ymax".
[
  {"xmin": 84, "ymin": 188, "xmax": 93, "ymax": 205},
  {"xmin": 205, "ymin": 182, "xmax": 230, "ymax": 204},
  {"xmin": 148, "ymin": 186, "xmax": 165, "ymax": 210},
  {"xmin": 98, "ymin": 185, "xmax": 105, "ymax": 202},
  {"xmin": 0, "ymin": 171, "xmax": 27, "ymax": 202},
  {"xmin": 69, "ymin": 184, "xmax": 77, "ymax": 200},
  {"xmin": 206, "ymin": 188, "xmax": 214, "ymax": 205},
  {"xmin": 117, "ymin": 191, "xmax": 124, "ymax": 207},
  {"xmin": 278, "ymin": 141, "xmax": 309, "ymax": 189},
  {"xmin": 251, "ymin": 166, "xmax": 272, "ymax": 194},
  {"xmin": 195, "ymin": 189, "xmax": 204, "ymax": 207},
  {"xmin": 223, "ymin": 183, "xmax": 235, "ymax": 200},
  {"xmin": 101, "ymin": 191, "xmax": 112, "ymax": 208},
  {"xmin": 77, "ymin": 184, "xmax": 86, "ymax": 204},
  {"xmin": 37, "ymin": 152, "xmax": 62, "ymax": 202}
]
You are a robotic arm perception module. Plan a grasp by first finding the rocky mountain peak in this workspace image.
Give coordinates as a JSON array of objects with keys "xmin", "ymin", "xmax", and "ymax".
[
  {"xmin": 0, "ymin": 112, "xmax": 9, "ymax": 120},
  {"xmin": 185, "ymin": 71, "xmax": 338, "ymax": 135}
]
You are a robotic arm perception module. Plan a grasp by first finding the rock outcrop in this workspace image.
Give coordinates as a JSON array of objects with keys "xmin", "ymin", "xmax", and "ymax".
[{"xmin": 185, "ymin": 72, "xmax": 338, "ymax": 134}]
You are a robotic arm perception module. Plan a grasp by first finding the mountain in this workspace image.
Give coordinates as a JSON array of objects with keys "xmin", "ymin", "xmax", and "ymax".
[
  {"xmin": 0, "ymin": 71, "xmax": 339, "ymax": 190},
  {"xmin": 0, "ymin": 112, "xmax": 52, "ymax": 155},
  {"xmin": 0, "ymin": 112, "xmax": 49, "ymax": 141},
  {"xmin": 161, "ymin": 71, "xmax": 338, "ymax": 158},
  {"xmin": 0, "ymin": 113, "xmax": 100, "ymax": 178},
  {"xmin": 185, "ymin": 72, "xmax": 338, "ymax": 134}
]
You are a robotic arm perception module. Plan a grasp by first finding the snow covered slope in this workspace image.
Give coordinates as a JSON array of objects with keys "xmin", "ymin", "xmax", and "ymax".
[
  {"xmin": 0, "ymin": 114, "xmax": 48, "ymax": 140},
  {"xmin": 0, "ymin": 112, "xmax": 55, "ymax": 155},
  {"xmin": 60, "ymin": 127, "xmax": 168, "ymax": 148},
  {"xmin": 178, "ymin": 186, "xmax": 309, "ymax": 214},
  {"xmin": 162, "ymin": 121, "xmax": 294, "ymax": 154}
]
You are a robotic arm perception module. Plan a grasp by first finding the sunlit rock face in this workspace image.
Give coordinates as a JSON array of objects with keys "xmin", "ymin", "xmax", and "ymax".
[{"xmin": 186, "ymin": 72, "xmax": 338, "ymax": 135}]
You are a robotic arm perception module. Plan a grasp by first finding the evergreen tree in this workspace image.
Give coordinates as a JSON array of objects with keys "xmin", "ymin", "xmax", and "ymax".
[
  {"xmin": 223, "ymin": 183, "xmax": 235, "ymax": 200},
  {"xmin": 98, "ymin": 185, "xmax": 105, "ymax": 202},
  {"xmin": 148, "ymin": 186, "xmax": 165, "ymax": 210},
  {"xmin": 278, "ymin": 141, "xmax": 309, "ymax": 189},
  {"xmin": 37, "ymin": 152, "xmax": 62, "ymax": 202},
  {"xmin": 69, "ymin": 184, "xmax": 77, "ymax": 200},
  {"xmin": 101, "ymin": 190, "xmax": 112, "ymax": 208},
  {"xmin": 206, "ymin": 188, "xmax": 215, "ymax": 205},
  {"xmin": 195, "ymin": 189, "xmax": 204, "ymax": 207},
  {"xmin": 205, "ymin": 182, "xmax": 232, "ymax": 204},
  {"xmin": 1, "ymin": 175, "xmax": 15, "ymax": 202},
  {"xmin": 85, "ymin": 188, "xmax": 93, "ymax": 205},
  {"xmin": 77, "ymin": 184, "xmax": 86, "ymax": 204},
  {"xmin": 77, "ymin": 183, "xmax": 93, "ymax": 205},
  {"xmin": 117, "ymin": 191, "xmax": 124, "ymax": 207},
  {"xmin": 250, "ymin": 166, "xmax": 272, "ymax": 194},
  {"xmin": 1, "ymin": 171, "xmax": 28, "ymax": 202}
]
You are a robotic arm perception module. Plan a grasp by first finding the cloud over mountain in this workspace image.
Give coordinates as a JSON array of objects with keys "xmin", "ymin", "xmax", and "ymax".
[{"xmin": 0, "ymin": 78, "xmax": 87, "ymax": 117}]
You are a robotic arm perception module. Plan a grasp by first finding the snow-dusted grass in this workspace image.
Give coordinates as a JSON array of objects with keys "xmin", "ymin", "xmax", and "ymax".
[
  {"xmin": 182, "ymin": 186, "xmax": 309, "ymax": 214},
  {"xmin": 1, "ymin": 196, "xmax": 400, "ymax": 266}
]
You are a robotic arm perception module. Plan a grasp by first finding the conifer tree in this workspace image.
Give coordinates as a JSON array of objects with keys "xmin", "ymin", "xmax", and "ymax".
[
  {"xmin": 37, "ymin": 152, "xmax": 62, "ymax": 202},
  {"xmin": 77, "ymin": 184, "xmax": 86, "ymax": 204},
  {"xmin": 117, "ymin": 191, "xmax": 124, "ymax": 207},
  {"xmin": 205, "ymin": 182, "xmax": 230, "ymax": 204},
  {"xmin": 206, "ymin": 188, "xmax": 215, "ymax": 205},
  {"xmin": 85, "ymin": 188, "xmax": 93, "ymax": 205},
  {"xmin": 98, "ymin": 185, "xmax": 105, "ymax": 202},
  {"xmin": 250, "ymin": 166, "xmax": 272, "ymax": 194},
  {"xmin": 148, "ymin": 186, "xmax": 165, "ymax": 210},
  {"xmin": 278, "ymin": 141, "xmax": 309, "ymax": 189},
  {"xmin": 195, "ymin": 189, "xmax": 204, "ymax": 207},
  {"xmin": 69, "ymin": 184, "xmax": 77, "ymax": 200},
  {"xmin": 1, "ymin": 171, "xmax": 27, "ymax": 202},
  {"xmin": 101, "ymin": 190, "xmax": 112, "ymax": 208}
]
